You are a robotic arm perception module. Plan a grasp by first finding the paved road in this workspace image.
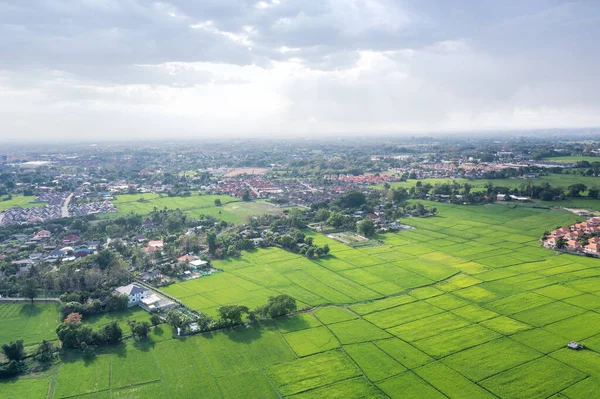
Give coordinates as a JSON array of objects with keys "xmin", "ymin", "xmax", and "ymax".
[
  {"xmin": 61, "ymin": 193, "xmax": 73, "ymax": 218},
  {"xmin": 0, "ymin": 297, "xmax": 60, "ymax": 303}
]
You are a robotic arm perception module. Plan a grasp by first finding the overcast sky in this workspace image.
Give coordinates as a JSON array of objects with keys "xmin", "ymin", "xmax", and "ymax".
[{"xmin": 0, "ymin": 0, "xmax": 599, "ymax": 141}]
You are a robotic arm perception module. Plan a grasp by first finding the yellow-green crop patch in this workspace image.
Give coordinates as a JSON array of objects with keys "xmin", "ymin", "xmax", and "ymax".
[
  {"xmin": 344, "ymin": 342, "xmax": 406, "ymax": 381},
  {"xmin": 312, "ymin": 306, "xmax": 357, "ymax": 324},
  {"xmin": 267, "ymin": 350, "xmax": 360, "ymax": 396},
  {"xmin": 376, "ymin": 371, "xmax": 446, "ymax": 399},
  {"xmin": 480, "ymin": 357, "xmax": 586, "ymax": 399},
  {"xmin": 387, "ymin": 313, "xmax": 471, "ymax": 342},
  {"xmin": 479, "ymin": 316, "xmax": 533, "ymax": 335},
  {"xmin": 364, "ymin": 301, "xmax": 444, "ymax": 329},
  {"xmin": 274, "ymin": 313, "xmax": 322, "ymax": 333},
  {"xmin": 442, "ymin": 338, "xmax": 543, "ymax": 381},
  {"xmin": 413, "ymin": 324, "xmax": 502, "ymax": 358},
  {"xmin": 328, "ymin": 319, "xmax": 391, "ymax": 344},
  {"xmin": 283, "ymin": 326, "xmax": 340, "ymax": 357},
  {"xmin": 414, "ymin": 362, "xmax": 497, "ymax": 398},
  {"xmin": 288, "ymin": 377, "xmax": 386, "ymax": 399}
]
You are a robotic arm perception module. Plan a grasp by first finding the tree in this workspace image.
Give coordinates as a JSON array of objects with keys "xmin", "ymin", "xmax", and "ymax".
[
  {"xmin": 214, "ymin": 199, "xmax": 222, "ymax": 206},
  {"xmin": 150, "ymin": 314, "xmax": 162, "ymax": 326},
  {"xmin": 326, "ymin": 211, "xmax": 345, "ymax": 228},
  {"xmin": 258, "ymin": 295, "xmax": 297, "ymax": 319},
  {"xmin": 217, "ymin": 305, "xmax": 249, "ymax": 325},
  {"xmin": 357, "ymin": 219, "xmax": 375, "ymax": 237},
  {"xmin": 323, "ymin": 244, "xmax": 330, "ymax": 255},
  {"xmin": 20, "ymin": 278, "xmax": 37, "ymax": 303},
  {"xmin": 2, "ymin": 340, "xmax": 25, "ymax": 362},
  {"xmin": 336, "ymin": 191, "xmax": 366, "ymax": 208},
  {"xmin": 34, "ymin": 340, "xmax": 55, "ymax": 362},
  {"xmin": 100, "ymin": 321, "xmax": 122, "ymax": 345},
  {"xmin": 568, "ymin": 184, "xmax": 587, "ymax": 197},
  {"xmin": 242, "ymin": 189, "xmax": 251, "ymax": 201},
  {"xmin": 206, "ymin": 229, "xmax": 217, "ymax": 254},
  {"xmin": 64, "ymin": 312, "xmax": 83, "ymax": 325},
  {"xmin": 131, "ymin": 321, "xmax": 151, "ymax": 340},
  {"xmin": 589, "ymin": 187, "xmax": 600, "ymax": 199}
]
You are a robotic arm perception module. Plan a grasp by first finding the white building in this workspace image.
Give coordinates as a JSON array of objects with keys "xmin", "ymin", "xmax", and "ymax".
[{"xmin": 114, "ymin": 283, "xmax": 150, "ymax": 307}]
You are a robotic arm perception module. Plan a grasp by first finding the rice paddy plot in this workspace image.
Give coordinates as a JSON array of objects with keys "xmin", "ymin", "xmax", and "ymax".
[
  {"xmin": 344, "ymin": 342, "xmax": 406, "ymax": 381},
  {"xmin": 54, "ymin": 354, "xmax": 111, "ymax": 398},
  {"xmin": 328, "ymin": 319, "xmax": 392, "ymax": 344},
  {"xmin": 478, "ymin": 315, "xmax": 533, "ymax": 335},
  {"xmin": 283, "ymin": 326, "xmax": 340, "ymax": 357},
  {"xmin": 0, "ymin": 302, "xmax": 60, "ymax": 346},
  {"xmin": 374, "ymin": 338, "xmax": 433, "ymax": 369},
  {"xmin": 349, "ymin": 295, "xmax": 416, "ymax": 315},
  {"xmin": 376, "ymin": 371, "xmax": 447, "ymax": 399},
  {"xmin": 544, "ymin": 312, "xmax": 600, "ymax": 341},
  {"xmin": 442, "ymin": 338, "xmax": 542, "ymax": 381},
  {"xmin": 312, "ymin": 306, "xmax": 357, "ymax": 324},
  {"xmin": 364, "ymin": 301, "xmax": 444, "ymax": 329},
  {"xmin": 288, "ymin": 377, "xmax": 387, "ymax": 399},
  {"xmin": 274, "ymin": 313, "xmax": 322, "ymax": 333},
  {"xmin": 511, "ymin": 301, "xmax": 586, "ymax": 327},
  {"xmin": 267, "ymin": 350, "xmax": 360, "ymax": 396},
  {"xmin": 387, "ymin": 313, "xmax": 471, "ymax": 342},
  {"xmin": 0, "ymin": 376, "xmax": 50, "ymax": 399},
  {"xmin": 414, "ymin": 362, "xmax": 498, "ymax": 399},
  {"xmin": 413, "ymin": 324, "xmax": 502, "ymax": 358},
  {"xmin": 480, "ymin": 357, "xmax": 586, "ymax": 399},
  {"xmin": 217, "ymin": 370, "xmax": 279, "ymax": 399},
  {"xmin": 510, "ymin": 328, "xmax": 567, "ymax": 354}
]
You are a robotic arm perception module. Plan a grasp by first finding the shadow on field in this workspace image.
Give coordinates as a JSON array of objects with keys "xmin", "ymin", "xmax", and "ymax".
[
  {"xmin": 20, "ymin": 303, "xmax": 43, "ymax": 317},
  {"xmin": 202, "ymin": 324, "xmax": 264, "ymax": 343}
]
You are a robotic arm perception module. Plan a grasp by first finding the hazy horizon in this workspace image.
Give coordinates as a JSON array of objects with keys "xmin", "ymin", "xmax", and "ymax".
[{"xmin": 1, "ymin": 0, "xmax": 599, "ymax": 141}]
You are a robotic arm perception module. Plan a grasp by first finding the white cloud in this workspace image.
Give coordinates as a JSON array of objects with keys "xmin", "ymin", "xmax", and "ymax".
[{"xmin": 0, "ymin": 0, "xmax": 598, "ymax": 140}]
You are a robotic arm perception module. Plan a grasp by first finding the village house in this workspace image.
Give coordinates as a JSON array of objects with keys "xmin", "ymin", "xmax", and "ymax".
[
  {"xmin": 114, "ymin": 283, "xmax": 150, "ymax": 307},
  {"xmin": 33, "ymin": 230, "xmax": 51, "ymax": 240},
  {"xmin": 584, "ymin": 243, "xmax": 600, "ymax": 255},
  {"xmin": 566, "ymin": 240, "xmax": 581, "ymax": 251},
  {"xmin": 62, "ymin": 234, "xmax": 80, "ymax": 245}
]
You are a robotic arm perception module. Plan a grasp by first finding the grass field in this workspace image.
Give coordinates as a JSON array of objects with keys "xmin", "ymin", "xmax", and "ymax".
[
  {"xmin": 110, "ymin": 193, "xmax": 284, "ymax": 223},
  {"xmin": 8, "ymin": 200, "xmax": 600, "ymax": 398},
  {"xmin": 0, "ymin": 195, "xmax": 46, "ymax": 211}
]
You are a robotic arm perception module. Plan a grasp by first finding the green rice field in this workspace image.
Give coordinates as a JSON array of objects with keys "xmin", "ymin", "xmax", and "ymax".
[
  {"xmin": 110, "ymin": 193, "xmax": 284, "ymax": 223},
  {"xmin": 0, "ymin": 302, "xmax": 60, "ymax": 346},
  {"xmin": 5, "ymin": 201, "xmax": 600, "ymax": 398}
]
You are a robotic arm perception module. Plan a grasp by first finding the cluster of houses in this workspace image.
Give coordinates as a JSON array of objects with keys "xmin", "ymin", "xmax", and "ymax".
[
  {"xmin": 3, "ymin": 230, "xmax": 99, "ymax": 276},
  {"xmin": 68, "ymin": 200, "xmax": 118, "ymax": 217},
  {"xmin": 543, "ymin": 217, "xmax": 600, "ymax": 255},
  {"xmin": 0, "ymin": 203, "xmax": 63, "ymax": 226}
]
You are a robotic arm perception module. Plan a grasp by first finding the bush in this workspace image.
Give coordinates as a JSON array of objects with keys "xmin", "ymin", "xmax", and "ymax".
[{"xmin": 2, "ymin": 340, "xmax": 25, "ymax": 362}]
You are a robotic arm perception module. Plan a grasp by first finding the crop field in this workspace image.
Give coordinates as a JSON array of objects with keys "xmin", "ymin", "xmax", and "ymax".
[
  {"xmin": 110, "ymin": 193, "xmax": 284, "ymax": 223},
  {"xmin": 9, "ymin": 201, "xmax": 600, "ymax": 398},
  {"xmin": 0, "ymin": 302, "xmax": 60, "ymax": 346}
]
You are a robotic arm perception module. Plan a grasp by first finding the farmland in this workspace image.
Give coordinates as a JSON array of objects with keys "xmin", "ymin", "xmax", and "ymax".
[
  {"xmin": 7, "ymin": 201, "xmax": 600, "ymax": 398},
  {"xmin": 110, "ymin": 193, "xmax": 284, "ymax": 223}
]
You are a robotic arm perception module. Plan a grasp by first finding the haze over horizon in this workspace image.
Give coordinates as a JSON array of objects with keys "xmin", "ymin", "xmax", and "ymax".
[{"xmin": 1, "ymin": 0, "xmax": 599, "ymax": 141}]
